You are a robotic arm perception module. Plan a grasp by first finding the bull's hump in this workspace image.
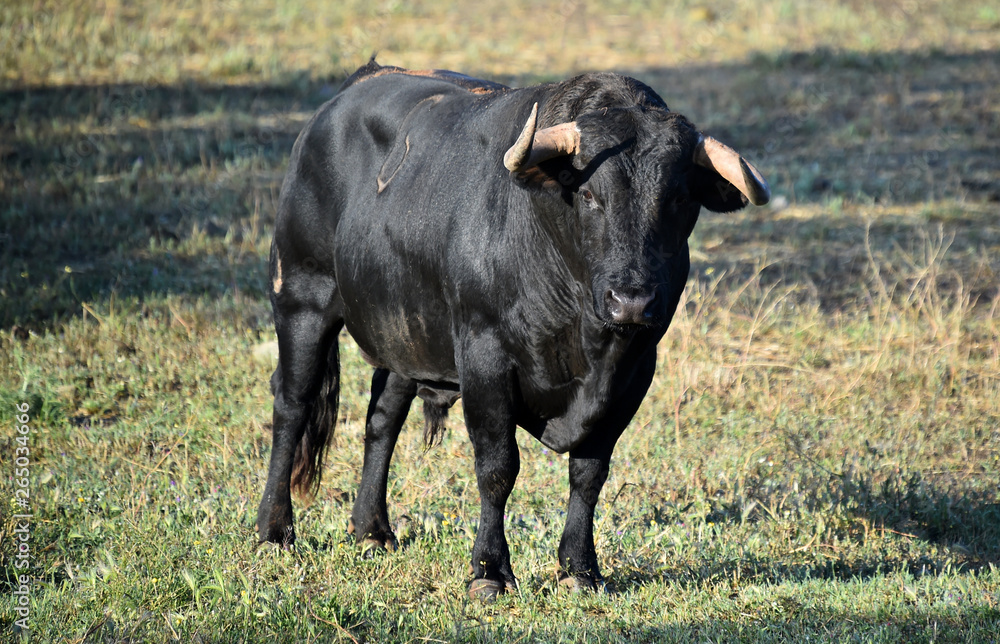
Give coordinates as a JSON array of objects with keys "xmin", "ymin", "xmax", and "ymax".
[{"xmin": 345, "ymin": 61, "xmax": 508, "ymax": 96}]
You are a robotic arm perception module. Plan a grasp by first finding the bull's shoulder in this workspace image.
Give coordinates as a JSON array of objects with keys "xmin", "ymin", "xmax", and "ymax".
[{"xmin": 341, "ymin": 58, "xmax": 508, "ymax": 96}]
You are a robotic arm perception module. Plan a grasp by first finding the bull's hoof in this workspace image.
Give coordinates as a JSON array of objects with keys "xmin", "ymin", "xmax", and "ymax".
[
  {"xmin": 349, "ymin": 519, "xmax": 398, "ymax": 557},
  {"xmin": 467, "ymin": 578, "xmax": 516, "ymax": 601},
  {"xmin": 558, "ymin": 575, "xmax": 604, "ymax": 593},
  {"xmin": 256, "ymin": 524, "xmax": 295, "ymax": 551},
  {"xmin": 360, "ymin": 537, "xmax": 397, "ymax": 559},
  {"xmin": 255, "ymin": 539, "xmax": 293, "ymax": 553}
]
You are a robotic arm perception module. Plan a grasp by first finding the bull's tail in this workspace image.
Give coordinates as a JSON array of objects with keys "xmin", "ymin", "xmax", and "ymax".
[
  {"xmin": 422, "ymin": 399, "xmax": 450, "ymax": 447},
  {"xmin": 290, "ymin": 340, "xmax": 340, "ymax": 496}
]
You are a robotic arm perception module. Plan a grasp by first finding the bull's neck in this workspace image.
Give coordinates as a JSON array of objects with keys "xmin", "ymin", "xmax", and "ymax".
[{"xmin": 521, "ymin": 191, "xmax": 591, "ymax": 286}]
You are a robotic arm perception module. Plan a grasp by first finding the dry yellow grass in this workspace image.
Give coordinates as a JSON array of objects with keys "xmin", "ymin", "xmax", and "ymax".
[{"xmin": 5, "ymin": 0, "xmax": 1000, "ymax": 87}]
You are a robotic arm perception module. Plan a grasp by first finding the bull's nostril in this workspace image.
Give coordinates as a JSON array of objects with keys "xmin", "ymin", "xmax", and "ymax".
[
  {"xmin": 606, "ymin": 289, "xmax": 656, "ymax": 325},
  {"xmin": 605, "ymin": 289, "xmax": 623, "ymax": 319}
]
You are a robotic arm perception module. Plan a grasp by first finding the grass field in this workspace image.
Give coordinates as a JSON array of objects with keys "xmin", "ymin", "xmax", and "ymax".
[{"xmin": 2, "ymin": 0, "xmax": 1000, "ymax": 641}]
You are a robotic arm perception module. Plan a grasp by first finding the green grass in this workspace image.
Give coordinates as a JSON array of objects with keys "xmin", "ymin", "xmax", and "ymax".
[{"xmin": 2, "ymin": 0, "xmax": 1000, "ymax": 641}]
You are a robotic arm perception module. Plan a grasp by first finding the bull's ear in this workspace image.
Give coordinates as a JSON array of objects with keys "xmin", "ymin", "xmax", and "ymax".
[
  {"xmin": 512, "ymin": 158, "xmax": 580, "ymax": 198},
  {"xmin": 691, "ymin": 135, "xmax": 770, "ymax": 207},
  {"xmin": 688, "ymin": 165, "xmax": 750, "ymax": 213}
]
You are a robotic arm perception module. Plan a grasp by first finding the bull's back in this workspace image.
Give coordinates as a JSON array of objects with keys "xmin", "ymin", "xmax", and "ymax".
[{"xmin": 289, "ymin": 72, "xmax": 515, "ymax": 381}]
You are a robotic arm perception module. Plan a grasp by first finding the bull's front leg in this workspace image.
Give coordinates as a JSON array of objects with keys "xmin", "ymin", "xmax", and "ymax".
[
  {"xmin": 460, "ymin": 337, "xmax": 519, "ymax": 600},
  {"xmin": 558, "ymin": 452, "xmax": 612, "ymax": 591},
  {"xmin": 558, "ymin": 351, "xmax": 656, "ymax": 591}
]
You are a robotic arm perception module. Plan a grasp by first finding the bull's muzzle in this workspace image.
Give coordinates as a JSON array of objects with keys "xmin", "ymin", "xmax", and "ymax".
[{"xmin": 605, "ymin": 288, "xmax": 657, "ymax": 327}]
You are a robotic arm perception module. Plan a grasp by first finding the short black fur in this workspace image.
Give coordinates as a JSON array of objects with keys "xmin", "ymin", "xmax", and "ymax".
[{"xmin": 256, "ymin": 59, "xmax": 762, "ymax": 595}]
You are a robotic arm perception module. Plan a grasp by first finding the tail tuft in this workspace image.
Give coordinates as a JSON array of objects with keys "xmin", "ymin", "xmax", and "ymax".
[
  {"xmin": 291, "ymin": 341, "xmax": 340, "ymax": 496},
  {"xmin": 422, "ymin": 400, "xmax": 449, "ymax": 447}
]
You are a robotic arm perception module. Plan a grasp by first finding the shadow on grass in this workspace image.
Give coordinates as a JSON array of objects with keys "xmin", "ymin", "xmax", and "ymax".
[
  {"xmin": 607, "ymin": 463, "xmax": 1000, "ymax": 596},
  {"xmin": 1, "ymin": 48, "xmax": 998, "ymax": 328},
  {"xmin": 0, "ymin": 77, "xmax": 339, "ymax": 329}
]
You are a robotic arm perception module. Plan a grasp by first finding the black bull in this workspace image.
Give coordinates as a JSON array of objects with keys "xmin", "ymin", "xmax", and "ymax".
[{"xmin": 256, "ymin": 59, "xmax": 770, "ymax": 598}]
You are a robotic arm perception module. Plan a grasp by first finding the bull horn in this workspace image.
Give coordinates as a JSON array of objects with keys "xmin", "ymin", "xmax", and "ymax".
[
  {"xmin": 503, "ymin": 103, "xmax": 581, "ymax": 172},
  {"xmin": 693, "ymin": 136, "xmax": 771, "ymax": 206}
]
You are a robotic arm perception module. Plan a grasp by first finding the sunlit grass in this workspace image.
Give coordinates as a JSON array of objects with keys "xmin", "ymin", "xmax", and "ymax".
[{"xmin": 3, "ymin": 0, "xmax": 999, "ymax": 87}]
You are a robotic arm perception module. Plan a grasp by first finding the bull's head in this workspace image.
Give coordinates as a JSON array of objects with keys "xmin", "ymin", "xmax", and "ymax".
[{"xmin": 504, "ymin": 101, "xmax": 769, "ymax": 330}]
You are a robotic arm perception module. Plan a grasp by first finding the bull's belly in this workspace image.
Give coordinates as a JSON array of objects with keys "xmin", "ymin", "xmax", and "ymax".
[
  {"xmin": 333, "ymin": 209, "xmax": 460, "ymax": 381},
  {"xmin": 342, "ymin": 301, "xmax": 459, "ymax": 383}
]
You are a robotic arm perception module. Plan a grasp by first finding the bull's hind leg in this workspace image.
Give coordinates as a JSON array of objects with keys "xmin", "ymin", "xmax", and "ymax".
[
  {"xmin": 349, "ymin": 368, "xmax": 416, "ymax": 552},
  {"xmin": 257, "ymin": 303, "xmax": 342, "ymax": 548}
]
